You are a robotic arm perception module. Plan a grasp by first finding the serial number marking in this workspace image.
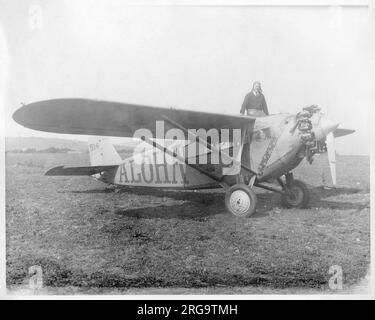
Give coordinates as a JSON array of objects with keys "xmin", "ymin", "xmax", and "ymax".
[
  {"xmin": 180, "ymin": 304, "xmax": 238, "ymax": 315},
  {"xmin": 137, "ymin": 304, "xmax": 238, "ymax": 317}
]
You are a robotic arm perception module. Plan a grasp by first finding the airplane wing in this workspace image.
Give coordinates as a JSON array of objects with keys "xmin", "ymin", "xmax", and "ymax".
[
  {"xmin": 45, "ymin": 165, "xmax": 118, "ymax": 176},
  {"xmin": 13, "ymin": 99, "xmax": 256, "ymax": 137}
]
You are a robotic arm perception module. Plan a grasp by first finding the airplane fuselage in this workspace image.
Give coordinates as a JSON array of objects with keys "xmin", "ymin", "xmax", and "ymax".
[{"xmin": 97, "ymin": 112, "xmax": 334, "ymax": 189}]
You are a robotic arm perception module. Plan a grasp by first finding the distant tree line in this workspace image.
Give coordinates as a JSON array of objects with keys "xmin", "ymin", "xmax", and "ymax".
[{"xmin": 7, "ymin": 147, "xmax": 77, "ymax": 154}]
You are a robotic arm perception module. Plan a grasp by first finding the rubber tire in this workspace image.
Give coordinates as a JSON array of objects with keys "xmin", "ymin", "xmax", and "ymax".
[
  {"xmin": 281, "ymin": 179, "xmax": 310, "ymax": 208},
  {"xmin": 225, "ymin": 184, "xmax": 257, "ymax": 218}
]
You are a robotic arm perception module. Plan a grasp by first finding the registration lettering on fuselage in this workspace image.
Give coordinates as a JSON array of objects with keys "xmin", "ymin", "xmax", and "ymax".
[{"xmin": 115, "ymin": 151, "xmax": 189, "ymax": 186}]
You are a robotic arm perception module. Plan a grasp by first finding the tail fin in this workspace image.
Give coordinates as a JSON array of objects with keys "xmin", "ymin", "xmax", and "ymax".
[{"xmin": 88, "ymin": 137, "xmax": 122, "ymax": 166}]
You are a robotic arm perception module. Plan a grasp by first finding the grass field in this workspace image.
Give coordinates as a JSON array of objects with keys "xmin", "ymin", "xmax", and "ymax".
[{"xmin": 5, "ymin": 152, "xmax": 370, "ymax": 294}]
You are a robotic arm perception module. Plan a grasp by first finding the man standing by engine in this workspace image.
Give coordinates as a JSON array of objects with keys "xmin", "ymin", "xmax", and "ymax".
[{"xmin": 240, "ymin": 81, "xmax": 269, "ymax": 116}]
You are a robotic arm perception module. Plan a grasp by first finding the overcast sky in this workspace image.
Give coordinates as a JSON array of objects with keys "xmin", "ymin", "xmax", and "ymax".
[{"xmin": 1, "ymin": 1, "xmax": 374, "ymax": 154}]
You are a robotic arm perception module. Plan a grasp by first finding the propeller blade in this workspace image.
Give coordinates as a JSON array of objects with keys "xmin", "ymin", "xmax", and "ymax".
[
  {"xmin": 326, "ymin": 132, "xmax": 337, "ymax": 186},
  {"xmin": 333, "ymin": 128, "xmax": 355, "ymax": 138}
]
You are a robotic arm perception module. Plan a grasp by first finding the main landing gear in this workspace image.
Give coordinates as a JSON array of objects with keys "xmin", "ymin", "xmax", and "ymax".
[
  {"xmin": 224, "ymin": 173, "xmax": 310, "ymax": 217},
  {"xmin": 278, "ymin": 173, "xmax": 310, "ymax": 209},
  {"xmin": 225, "ymin": 184, "xmax": 258, "ymax": 217}
]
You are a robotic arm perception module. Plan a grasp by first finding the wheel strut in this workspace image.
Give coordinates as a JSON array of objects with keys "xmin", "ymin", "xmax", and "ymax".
[
  {"xmin": 285, "ymin": 172, "xmax": 294, "ymax": 188},
  {"xmin": 277, "ymin": 174, "xmax": 294, "ymax": 197}
]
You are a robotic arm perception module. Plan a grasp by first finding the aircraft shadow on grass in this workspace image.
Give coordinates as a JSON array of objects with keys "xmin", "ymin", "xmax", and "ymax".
[
  {"xmin": 68, "ymin": 185, "xmax": 368, "ymax": 220},
  {"xmin": 308, "ymin": 186, "xmax": 369, "ymax": 211}
]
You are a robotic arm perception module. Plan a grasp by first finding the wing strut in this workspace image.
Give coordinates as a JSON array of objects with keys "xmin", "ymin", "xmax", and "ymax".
[{"xmin": 161, "ymin": 115, "xmax": 257, "ymax": 176}]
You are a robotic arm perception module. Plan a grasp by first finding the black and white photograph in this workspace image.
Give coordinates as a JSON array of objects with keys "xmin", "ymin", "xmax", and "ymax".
[{"xmin": 0, "ymin": 0, "xmax": 374, "ymax": 301}]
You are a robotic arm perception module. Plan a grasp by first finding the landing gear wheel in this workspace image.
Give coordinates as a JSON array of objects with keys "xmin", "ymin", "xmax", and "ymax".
[
  {"xmin": 225, "ymin": 184, "xmax": 257, "ymax": 217},
  {"xmin": 281, "ymin": 179, "xmax": 310, "ymax": 208}
]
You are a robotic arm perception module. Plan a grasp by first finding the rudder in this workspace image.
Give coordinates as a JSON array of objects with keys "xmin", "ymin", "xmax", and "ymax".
[{"xmin": 88, "ymin": 137, "xmax": 122, "ymax": 166}]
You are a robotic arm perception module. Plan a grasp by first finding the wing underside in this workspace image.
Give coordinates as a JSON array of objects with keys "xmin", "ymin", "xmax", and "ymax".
[{"xmin": 13, "ymin": 99, "xmax": 256, "ymax": 138}]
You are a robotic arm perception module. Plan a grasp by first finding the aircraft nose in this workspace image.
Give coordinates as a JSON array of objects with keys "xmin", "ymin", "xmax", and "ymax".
[{"xmin": 312, "ymin": 115, "xmax": 339, "ymax": 141}]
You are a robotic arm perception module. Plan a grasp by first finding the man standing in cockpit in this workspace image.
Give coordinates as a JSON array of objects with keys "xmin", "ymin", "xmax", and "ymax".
[{"xmin": 240, "ymin": 81, "xmax": 269, "ymax": 116}]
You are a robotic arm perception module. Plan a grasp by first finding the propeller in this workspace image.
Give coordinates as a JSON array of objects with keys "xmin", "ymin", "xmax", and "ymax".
[
  {"xmin": 325, "ymin": 127, "xmax": 356, "ymax": 186},
  {"xmin": 317, "ymin": 105, "xmax": 338, "ymax": 186},
  {"xmin": 326, "ymin": 131, "xmax": 336, "ymax": 186},
  {"xmin": 319, "ymin": 107, "xmax": 354, "ymax": 186},
  {"xmin": 297, "ymin": 104, "xmax": 354, "ymax": 187}
]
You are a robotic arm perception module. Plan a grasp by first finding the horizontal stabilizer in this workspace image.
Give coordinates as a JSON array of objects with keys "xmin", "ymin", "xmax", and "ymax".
[{"xmin": 45, "ymin": 165, "xmax": 118, "ymax": 176}]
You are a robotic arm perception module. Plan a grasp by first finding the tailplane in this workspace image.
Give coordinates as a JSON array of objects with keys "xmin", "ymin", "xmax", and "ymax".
[{"xmin": 44, "ymin": 137, "xmax": 121, "ymax": 177}]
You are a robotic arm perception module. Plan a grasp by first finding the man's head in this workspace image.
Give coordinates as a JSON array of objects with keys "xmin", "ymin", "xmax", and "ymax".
[{"xmin": 252, "ymin": 81, "xmax": 262, "ymax": 93}]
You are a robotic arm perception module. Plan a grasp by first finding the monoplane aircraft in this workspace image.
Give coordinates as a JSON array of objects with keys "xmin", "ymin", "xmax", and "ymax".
[{"xmin": 13, "ymin": 99, "xmax": 354, "ymax": 217}]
